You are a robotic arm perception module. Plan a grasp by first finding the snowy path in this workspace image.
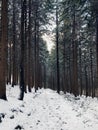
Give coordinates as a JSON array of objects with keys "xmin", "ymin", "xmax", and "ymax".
[{"xmin": 0, "ymin": 86, "xmax": 98, "ymax": 130}]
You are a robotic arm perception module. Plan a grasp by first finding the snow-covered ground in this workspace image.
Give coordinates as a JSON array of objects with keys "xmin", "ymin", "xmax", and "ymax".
[{"xmin": 0, "ymin": 85, "xmax": 98, "ymax": 130}]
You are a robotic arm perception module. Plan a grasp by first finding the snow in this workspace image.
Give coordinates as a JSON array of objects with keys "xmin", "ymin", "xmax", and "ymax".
[{"xmin": 0, "ymin": 85, "xmax": 98, "ymax": 130}]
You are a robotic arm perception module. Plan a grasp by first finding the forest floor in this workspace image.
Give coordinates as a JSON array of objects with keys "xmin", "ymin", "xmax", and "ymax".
[{"xmin": 0, "ymin": 85, "xmax": 98, "ymax": 130}]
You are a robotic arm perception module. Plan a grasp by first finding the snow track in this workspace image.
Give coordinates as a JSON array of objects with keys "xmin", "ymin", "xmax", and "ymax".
[{"xmin": 0, "ymin": 85, "xmax": 98, "ymax": 130}]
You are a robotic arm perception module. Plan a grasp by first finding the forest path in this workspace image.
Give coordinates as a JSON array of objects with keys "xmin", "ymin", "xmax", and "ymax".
[{"xmin": 0, "ymin": 85, "xmax": 98, "ymax": 130}]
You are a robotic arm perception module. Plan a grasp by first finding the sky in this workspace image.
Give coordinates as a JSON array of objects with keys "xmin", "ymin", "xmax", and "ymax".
[
  {"xmin": 42, "ymin": 14, "xmax": 56, "ymax": 53},
  {"xmin": 42, "ymin": 33, "xmax": 55, "ymax": 53}
]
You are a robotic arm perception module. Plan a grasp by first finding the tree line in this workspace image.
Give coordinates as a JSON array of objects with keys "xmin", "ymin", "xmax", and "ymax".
[
  {"xmin": 48, "ymin": 0, "xmax": 98, "ymax": 97},
  {"xmin": 0, "ymin": 0, "xmax": 98, "ymax": 100}
]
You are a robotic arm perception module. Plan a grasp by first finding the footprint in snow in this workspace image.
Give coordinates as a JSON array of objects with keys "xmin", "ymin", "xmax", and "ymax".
[
  {"xmin": 14, "ymin": 125, "xmax": 24, "ymax": 130},
  {"xmin": 62, "ymin": 121, "xmax": 67, "ymax": 124},
  {"xmin": 42, "ymin": 106, "xmax": 46, "ymax": 109},
  {"xmin": 0, "ymin": 113, "xmax": 5, "ymax": 123},
  {"xmin": 10, "ymin": 115, "xmax": 14, "ymax": 119},
  {"xmin": 27, "ymin": 113, "xmax": 31, "ymax": 116},
  {"xmin": 56, "ymin": 106, "xmax": 60, "ymax": 110},
  {"xmin": 36, "ymin": 120, "xmax": 40, "ymax": 125}
]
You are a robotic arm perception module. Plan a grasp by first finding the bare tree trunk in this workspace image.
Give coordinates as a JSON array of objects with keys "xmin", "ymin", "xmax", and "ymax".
[
  {"xmin": 63, "ymin": 29, "xmax": 66, "ymax": 93},
  {"xmin": 24, "ymin": 0, "xmax": 27, "ymax": 93},
  {"xmin": 12, "ymin": 0, "xmax": 16, "ymax": 87},
  {"xmin": 7, "ymin": 41, "xmax": 12, "ymax": 84},
  {"xmin": 19, "ymin": 0, "xmax": 26, "ymax": 100},
  {"xmin": 28, "ymin": 0, "xmax": 32, "ymax": 92},
  {"xmin": 34, "ymin": 0, "xmax": 39, "ymax": 92},
  {"xmin": 96, "ymin": 13, "xmax": 98, "ymax": 96},
  {"xmin": 72, "ymin": 2, "xmax": 78, "ymax": 96},
  {"xmin": 79, "ymin": 44, "xmax": 83, "ymax": 95},
  {"xmin": 56, "ymin": 0, "xmax": 60, "ymax": 94},
  {"xmin": 0, "ymin": 0, "xmax": 8, "ymax": 100},
  {"xmin": 85, "ymin": 65, "xmax": 88, "ymax": 97}
]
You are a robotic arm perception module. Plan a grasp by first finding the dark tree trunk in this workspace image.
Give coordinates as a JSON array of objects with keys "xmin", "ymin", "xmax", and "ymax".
[
  {"xmin": 85, "ymin": 65, "xmax": 88, "ymax": 97},
  {"xmin": 44, "ymin": 65, "xmax": 46, "ymax": 88},
  {"xmin": 19, "ymin": 0, "xmax": 26, "ymax": 100},
  {"xmin": 12, "ymin": 0, "xmax": 16, "ymax": 87},
  {"xmin": 0, "ymin": 0, "xmax": 8, "ymax": 100},
  {"xmin": 34, "ymin": 0, "xmax": 39, "ymax": 92},
  {"xmin": 24, "ymin": 0, "xmax": 27, "ymax": 93},
  {"xmin": 72, "ymin": 3, "xmax": 78, "ymax": 96},
  {"xmin": 28, "ymin": 0, "xmax": 32, "ymax": 92},
  {"xmin": 79, "ymin": 44, "xmax": 83, "ymax": 95},
  {"xmin": 63, "ymin": 30, "xmax": 66, "ymax": 93},
  {"xmin": 56, "ymin": 0, "xmax": 60, "ymax": 94},
  {"xmin": 96, "ymin": 13, "xmax": 98, "ymax": 95}
]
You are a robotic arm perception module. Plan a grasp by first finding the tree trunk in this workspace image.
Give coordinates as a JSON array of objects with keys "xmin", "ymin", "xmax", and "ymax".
[
  {"xmin": 96, "ymin": 13, "xmax": 98, "ymax": 96},
  {"xmin": 0, "ymin": 0, "xmax": 8, "ymax": 100},
  {"xmin": 56, "ymin": 0, "xmax": 60, "ymax": 94},
  {"xmin": 72, "ymin": 2, "xmax": 78, "ymax": 96},
  {"xmin": 28, "ymin": 0, "xmax": 32, "ymax": 92},
  {"xmin": 34, "ymin": 0, "xmax": 39, "ymax": 92},
  {"xmin": 12, "ymin": 0, "xmax": 16, "ymax": 87},
  {"xmin": 19, "ymin": 0, "xmax": 26, "ymax": 100}
]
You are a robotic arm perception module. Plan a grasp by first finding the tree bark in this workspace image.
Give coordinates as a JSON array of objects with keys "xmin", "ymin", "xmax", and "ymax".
[
  {"xmin": 72, "ymin": 2, "xmax": 79, "ymax": 96},
  {"xmin": 19, "ymin": 0, "xmax": 26, "ymax": 100},
  {"xmin": 56, "ymin": 0, "xmax": 60, "ymax": 94},
  {"xmin": 0, "ymin": 0, "xmax": 8, "ymax": 100}
]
